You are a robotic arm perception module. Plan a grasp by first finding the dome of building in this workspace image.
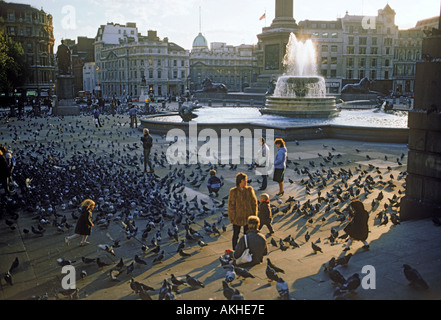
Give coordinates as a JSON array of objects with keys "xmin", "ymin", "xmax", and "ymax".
[{"xmin": 192, "ymin": 32, "xmax": 208, "ymax": 49}]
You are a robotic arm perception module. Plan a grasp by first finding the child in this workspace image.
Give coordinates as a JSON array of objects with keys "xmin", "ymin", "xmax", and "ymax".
[
  {"xmin": 342, "ymin": 199, "xmax": 370, "ymax": 251},
  {"xmin": 65, "ymin": 199, "xmax": 96, "ymax": 246},
  {"xmin": 258, "ymin": 193, "xmax": 274, "ymax": 234},
  {"xmin": 207, "ymin": 169, "xmax": 222, "ymax": 197}
]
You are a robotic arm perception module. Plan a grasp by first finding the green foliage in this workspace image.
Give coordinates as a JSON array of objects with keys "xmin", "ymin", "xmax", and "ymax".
[{"xmin": 0, "ymin": 29, "xmax": 29, "ymax": 94}]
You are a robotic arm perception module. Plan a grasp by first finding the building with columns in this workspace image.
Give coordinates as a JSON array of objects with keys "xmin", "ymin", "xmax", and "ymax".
[
  {"xmin": 189, "ymin": 32, "xmax": 258, "ymax": 92},
  {"xmin": 93, "ymin": 22, "xmax": 189, "ymax": 100}
]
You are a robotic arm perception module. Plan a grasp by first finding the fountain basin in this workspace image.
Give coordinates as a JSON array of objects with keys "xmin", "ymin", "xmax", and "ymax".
[{"xmin": 261, "ymin": 96, "xmax": 339, "ymax": 118}]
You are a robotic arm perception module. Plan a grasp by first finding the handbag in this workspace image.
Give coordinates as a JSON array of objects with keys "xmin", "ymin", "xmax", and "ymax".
[{"xmin": 235, "ymin": 235, "xmax": 253, "ymax": 265}]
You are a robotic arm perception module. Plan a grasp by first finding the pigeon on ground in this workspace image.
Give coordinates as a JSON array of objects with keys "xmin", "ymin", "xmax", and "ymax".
[
  {"xmin": 267, "ymin": 258, "xmax": 285, "ymax": 274},
  {"xmin": 276, "ymin": 277, "xmax": 290, "ymax": 300},
  {"xmin": 403, "ymin": 264, "xmax": 429, "ymax": 290},
  {"xmin": 222, "ymin": 280, "xmax": 235, "ymax": 300},
  {"xmin": 266, "ymin": 264, "xmax": 280, "ymax": 282},
  {"xmin": 186, "ymin": 274, "xmax": 205, "ymax": 289}
]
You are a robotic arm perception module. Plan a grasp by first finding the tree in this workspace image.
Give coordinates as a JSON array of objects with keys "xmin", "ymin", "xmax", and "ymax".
[{"xmin": 0, "ymin": 29, "xmax": 29, "ymax": 96}]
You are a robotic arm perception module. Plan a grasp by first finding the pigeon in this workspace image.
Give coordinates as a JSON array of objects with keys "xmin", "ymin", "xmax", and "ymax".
[
  {"xmin": 266, "ymin": 264, "xmax": 280, "ymax": 282},
  {"xmin": 279, "ymin": 239, "xmax": 289, "ymax": 251},
  {"xmin": 130, "ymin": 278, "xmax": 154, "ymax": 293},
  {"xmin": 134, "ymin": 255, "xmax": 147, "ymax": 265},
  {"xmin": 222, "ymin": 280, "xmax": 235, "ymax": 300},
  {"xmin": 178, "ymin": 248, "xmax": 191, "ymax": 258},
  {"xmin": 126, "ymin": 262, "xmax": 134, "ymax": 275},
  {"xmin": 170, "ymin": 274, "xmax": 186, "ymax": 286},
  {"xmin": 80, "ymin": 270, "xmax": 87, "ymax": 279},
  {"xmin": 267, "ymin": 258, "xmax": 285, "ymax": 274},
  {"xmin": 231, "ymin": 288, "xmax": 244, "ymax": 300},
  {"xmin": 225, "ymin": 269, "xmax": 236, "ymax": 283},
  {"xmin": 153, "ymin": 250, "xmax": 164, "ymax": 263},
  {"xmin": 276, "ymin": 277, "xmax": 290, "ymax": 300},
  {"xmin": 97, "ymin": 244, "xmax": 116, "ymax": 256},
  {"xmin": 115, "ymin": 258, "xmax": 124, "ymax": 270},
  {"xmin": 328, "ymin": 269, "xmax": 347, "ymax": 286},
  {"xmin": 81, "ymin": 256, "xmax": 96, "ymax": 264},
  {"xmin": 186, "ymin": 274, "xmax": 205, "ymax": 289},
  {"xmin": 312, "ymin": 242, "xmax": 323, "ymax": 254},
  {"xmin": 335, "ymin": 253, "xmax": 352, "ymax": 267},
  {"xmin": 3, "ymin": 271, "xmax": 13, "ymax": 286},
  {"xmin": 403, "ymin": 264, "xmax": 429, "ymax": 290},
  {"xmin": 139, "ymin": 288, "xmax": 153, "ymax": 300},
  {"xmin": 340, "ymin": 273, "xmax": 361, "ymax": 292},
  {"xmin": 234, "ymin": 266, "xmax": 255, "ymax": 279},
  {"xmin": 96, "ymin": 258, "xmax": 110, "ymax": 268},
  {"xmin": 304, "ymin": 231, "xmax": 310, "ymax": 242},
  {"xmin": 57, "ymin": 258, "xmax": 75, "ymax": 266},
  {"xmin": 108, "ymin": 269, "xmax": 121, "ymax": 281}
]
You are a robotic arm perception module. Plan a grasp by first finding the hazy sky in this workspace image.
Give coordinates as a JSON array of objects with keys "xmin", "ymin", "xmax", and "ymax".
[{"xmin": 11, "ymin": 0, "xmax": 441, "ymax": 49}]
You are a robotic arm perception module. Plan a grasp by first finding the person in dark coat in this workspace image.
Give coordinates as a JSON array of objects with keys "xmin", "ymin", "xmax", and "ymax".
[
  {"xmin": 65, "ymin": 199, "xmax": 95, "ymax": 246},
  {"xmin": 257, "ymin": 193, "xmax": 274, "ymax": 234},
  {"xmin": 233, "ymin": 216, "xmax": 268, "ymax": 268},
  {"xmin": 207, "ymin": 169, "xmax": 221, "ymax": 197},
  {"xmin": 343, "ymin": 199, "xmax": 370, "ymax": 250},
  {"xmin": 141, "ymin": 128, "xmax": 154, "ymax": 173}
]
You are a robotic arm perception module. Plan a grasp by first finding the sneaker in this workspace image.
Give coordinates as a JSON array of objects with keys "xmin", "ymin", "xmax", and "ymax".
[
  {"xmin": 80, "ymin": 241, "xmax": 90, "ymax": 246},
  {"xmin": 65, "ymin": 237, "xmax": 70, "ymax": 246}
]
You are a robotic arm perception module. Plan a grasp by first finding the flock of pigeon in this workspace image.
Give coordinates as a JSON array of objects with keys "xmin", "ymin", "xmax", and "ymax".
[{"xmin": 0, "ymin": 114, "xmax": 434, "ymax": 300}]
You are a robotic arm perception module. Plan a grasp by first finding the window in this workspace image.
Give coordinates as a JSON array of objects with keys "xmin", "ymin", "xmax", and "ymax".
[
  {"xmin": 359, "ymin": 47, "xmax": 366, "ymax": 54},
  {"xmin": 371, "ymin": 58, "xmax": 377, "ymax": 67},
  {"xmin": 157, "ymin": 70, "xmax": 162, "ymax": 79},
  {"xmin": 331, "ymin": 32, "xmax": 338, "ymax": 38},
  {"xmin": 347, "ymin": 46, "xmax": 355, "ymax": 54},
  {"xmin": 331, "ymin": 57, "xmax": 337, "ymax": 65},
  {"xmin": 347, "ymin": 58, "xmax": 354, "ymax": 67},
  {"xmin": 322, "ymin": 45, "xmax": 328, "ymax": 52},
  {"xmin": 149, "ymin": 70, "xmax": 153, "ymax": 79},
  {"xmin": 322, "ymin": 32, "xmax": 328, "ymax": 38},
  {"xmin": 370, "ymin": 47, "xmax": 378, "ymax": 55},
  {"xmin": 359, "ymin": 37, "xmax": 367, "ymax": 45},
  {"xmin": 372, "ymin": 37, "xmax": 377, "ymax": 45},
  {"xmin": 321, "ymin": 57, "xmax": 328, "ymax": 65},
  {"xmin": 370, "ymin": 70, "xmax": 376, "ymax": 79},
  {"xmin": 330, "ymin": 69, "xmax": 337, "ymax": 78},
  {"xmin": 348, "ymin": 37, "xmax": 354, "ymax": 45},
  {"xmin": 359, "ymin": 58, "xmax": 366, "ymax": 67},
  {"xmin": 331, "ymin": 46, "xmax": 338, "ymax": 53}
]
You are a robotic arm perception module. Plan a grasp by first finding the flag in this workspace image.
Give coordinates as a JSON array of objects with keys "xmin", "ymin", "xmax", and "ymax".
[{"xmin": 259, "ymin": 13, "xmax": 266, "ymax": 21}]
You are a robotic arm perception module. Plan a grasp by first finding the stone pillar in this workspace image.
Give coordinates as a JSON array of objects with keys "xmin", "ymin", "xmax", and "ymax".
[
  {"xmin": 273, "ymin": 0, "xmax": 295, "ymax": 26},
  {"xmin": 400, "ymin": 28, "xmax": 441, "ymax": 221}
]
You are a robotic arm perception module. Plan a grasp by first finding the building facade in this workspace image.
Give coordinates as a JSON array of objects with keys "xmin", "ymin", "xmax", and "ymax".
[
  {"xmin": 93, "ymin": 22, "xmax": 189, "ymax": 100},
  {"xmin": 0, "ymin": 1, "xmax": 56, "ymax": 96},
  {"xmin": 189, "ymin": 33, "xmax": 258, "ymax": 92}
]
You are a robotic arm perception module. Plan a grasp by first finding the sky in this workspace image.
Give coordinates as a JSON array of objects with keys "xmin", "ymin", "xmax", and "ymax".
[{"xmin": 11, "ymin": 0, "xmax": 441, "ymax": 49}]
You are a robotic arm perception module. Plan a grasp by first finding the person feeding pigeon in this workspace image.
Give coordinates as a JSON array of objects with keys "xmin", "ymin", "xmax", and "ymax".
[
  {"xmin": 228, "ymin": 173, "xmax": 258, "ymax": 249},
  {"xmin": 232, "ymin": 216, "xmax": 268, "ymax": 268},
  {"xmin": 207, "ymin": 169, "xmax": 222, "ymax": 197},
  {"xmin": 342, "ymin": 200, "xmax": 370, "ymax": 251},
  {"xmin": 65, "ymin": 199, "xmax": 96, "ymax": 246}
]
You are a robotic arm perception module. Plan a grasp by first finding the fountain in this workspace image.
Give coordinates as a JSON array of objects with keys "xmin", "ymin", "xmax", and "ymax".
[{"xmin": 261, "ymin": 33, "xmax": 339, "ymax": 118}]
